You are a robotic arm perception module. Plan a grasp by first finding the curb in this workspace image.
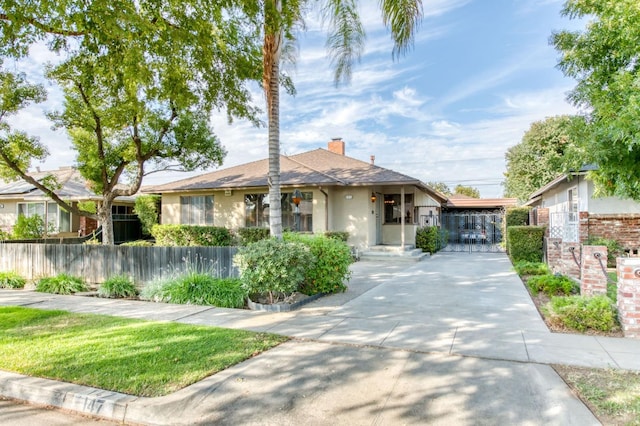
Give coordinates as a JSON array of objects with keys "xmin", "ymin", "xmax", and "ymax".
[{"xmin": 0, "ymin": 370, "xmax": 137, "ymax": 423}]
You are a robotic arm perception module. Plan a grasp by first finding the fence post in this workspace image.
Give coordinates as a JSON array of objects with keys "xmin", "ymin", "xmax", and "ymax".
[
  {"xmin": 617, "ymin": 257, "xmax": 640, "ymax": 339},
  {"xmin": 580, "ymin": 245, "xmax": 608, "ymax": 296}
]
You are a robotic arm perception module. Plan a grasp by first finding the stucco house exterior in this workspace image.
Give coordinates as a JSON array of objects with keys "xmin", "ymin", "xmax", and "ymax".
[
  {"xmin": 0, "ymin": 167, "xmax": 136, "ymax": 238},
  {"xmin": 526, "ymin": 166, "xmax": 640, "ymax": 253},
  {"xmin": 144, "ymin": 139, "xmax": 446, "ymax": 249}
]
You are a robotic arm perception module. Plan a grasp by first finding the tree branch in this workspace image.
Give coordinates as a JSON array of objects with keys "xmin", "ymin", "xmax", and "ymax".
[{"xmin": 0, "ymin": 13, "xmax": 85, "ymax": 37}]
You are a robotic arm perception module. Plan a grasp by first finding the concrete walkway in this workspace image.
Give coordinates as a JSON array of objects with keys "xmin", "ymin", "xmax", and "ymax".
[{"xmin": 1, "ymin": 252, "xmax": 639, "ymax": 425}]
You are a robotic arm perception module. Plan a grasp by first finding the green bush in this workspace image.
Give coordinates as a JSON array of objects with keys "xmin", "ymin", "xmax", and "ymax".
[
  {"xmin": 236, "ymin": 227, "xmax": 270, "ymax": 245},
  {"xmin": 324, "ymin": 231, "xmax": 349, "ymax": 242},
  {"xmin": 151, "ymin": 224, "xmax": 233, "ymax": 246},
  {"xmin": 0, "ymin": 271, "xmax": 26, "ymax": 289},
  {"xmin": 513, "ymin": 261, "xmax": 550, "ymax": 276},
  {"xmin": 585, "ymin": 236, "xmax": 623, "ymax": 268},
  {"xmin": 548, "ymin": 295, "xmax": 619, "ymax": 332},
  {"xmin": 415, "ymin": 226, "xmax": 442, "ymax": 254},
  {"xmin": 120, "ymin": 240, "xmax": 154, "ymax": 247},
  {"xmin": 507, "ymin": 226, "xmax": 545, "ymax": 262},
  {"xmin": 234, "ymin": 238, "xmax": 314, "ymax": 303},
  {"xmin": 12, "ymin": 215, "xmax": 45, "ymax": 239},
  {"xmin": 98, "ymin": 275, "xmax": 138, "ymax": 298},
  {"xmin": 284, "ymin": 233, "xmax": 352, "ymax": 295},
  {"xmin": 141, "ymin": 274, "xmax": 246, "ymax": 308},
  {"xmin": 36, "ymin": 273, "xmax": 88, "ymax": 294},
  {"xmin": 0, "ymin": 229, "xmax": 10, "ymax": 240},
  {"xmin": 505, "ymin": 207, "xmax": 530, "ymax": 227},
  {"xmin": 134, "ymin": 195, "xmax": 160, "ymax": 235},
  {"xmin": 528, "ymin": 274, "xmax": 577, "ymax": 296}
]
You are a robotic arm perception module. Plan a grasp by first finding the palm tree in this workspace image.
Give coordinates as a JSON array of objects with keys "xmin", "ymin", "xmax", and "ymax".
[{"xmin": 262, "ymin": 0, "xmax": 424, "ymax": 239}]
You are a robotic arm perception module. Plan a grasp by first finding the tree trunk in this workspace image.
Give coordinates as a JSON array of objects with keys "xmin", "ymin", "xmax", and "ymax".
[
  {"xmin": 265, "ymin": 0, "xmax": 283, "ymax": 240},
  {"xmin": 98, "ymin": 201, "xmax": 114, "ymax": 245}
]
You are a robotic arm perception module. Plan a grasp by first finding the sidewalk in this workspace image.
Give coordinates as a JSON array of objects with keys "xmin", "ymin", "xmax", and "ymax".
[{"xmin": 1, "ymin": 252, "xmax": 638, "ymax": 424}]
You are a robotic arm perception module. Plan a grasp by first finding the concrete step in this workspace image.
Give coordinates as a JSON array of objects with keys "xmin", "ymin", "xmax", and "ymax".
[{"xmin": 359, "ymin": 247, "xmax": 429, "ymax": 262}]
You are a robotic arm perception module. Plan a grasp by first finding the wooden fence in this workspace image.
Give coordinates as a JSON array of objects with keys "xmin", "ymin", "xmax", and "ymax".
[{"xmin": 0, "ymin": 244, "xmax": 239, "ymax": 284}]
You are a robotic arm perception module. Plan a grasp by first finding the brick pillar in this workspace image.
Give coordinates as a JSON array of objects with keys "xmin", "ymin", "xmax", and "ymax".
[
  {"xmin": 537, "ymin": 208, "xmax": 550, "ymax": 236},
  {"xmin": 546, "ymin": 237, "xmax": 562, "ymax": 273},
  {"xmin": 561, "ymin": 242, "xmax": 581, "ymax": 280},
  {"xmin": 579, "ymin": 211, "xmax": 589, "ymax": 244},
  {"xmin": 79, "ymin": 216, "xmax": 98, "ymax": 236},
  {"xmin": 580, "ymin": 245, "xmax": 608, "ymax": 296},
  {"xmin": 617, "ymin": 257, "xmax": 640, "ymax": 339}
]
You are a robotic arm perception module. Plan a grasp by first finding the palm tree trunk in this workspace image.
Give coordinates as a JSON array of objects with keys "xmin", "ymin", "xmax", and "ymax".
[{"xmin": 264, "ymin": 0, "xmax": 283, "ymax": 239}]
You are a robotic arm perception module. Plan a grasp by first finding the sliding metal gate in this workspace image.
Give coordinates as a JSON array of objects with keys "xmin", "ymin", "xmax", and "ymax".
[{"xmin": 440, "ymin": 212, "xmax": 504, "ymax": 253}]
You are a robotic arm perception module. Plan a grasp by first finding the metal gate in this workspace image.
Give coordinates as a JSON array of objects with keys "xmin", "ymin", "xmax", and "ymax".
[{"xmin": 440, "ymin": 212, "xmax": 504, "ymax": 253}]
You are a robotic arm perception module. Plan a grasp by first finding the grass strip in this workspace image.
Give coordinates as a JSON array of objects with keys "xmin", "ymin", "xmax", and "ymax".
[{"xmin": 0, "ymin": 306, "xmax": 287, "ymax": 397}]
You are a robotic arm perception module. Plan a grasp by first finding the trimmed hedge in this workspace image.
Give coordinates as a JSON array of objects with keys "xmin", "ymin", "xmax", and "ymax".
[
  {"xmin": 415, "ymin": 226, "xmax": 441, "ymax": 254},
  {"xmin": 507, "ymin": 226, "xmax": 545, "ymax": 262},
  {"xmin": 505, "ymin": 207, "xmax": 530, "ymax": 227},
  {"xmin": 151, "ymin": 224, "xmax": 233, "ymax": 246},
  {"xmin": 237, "ymin": 227, "xmax": 270, "ymax": 245}
]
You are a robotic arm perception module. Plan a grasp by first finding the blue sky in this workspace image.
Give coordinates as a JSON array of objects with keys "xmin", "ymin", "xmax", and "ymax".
[{"xmin": 9, "ymin": 0, "xmax": 585, "ymax": 197}]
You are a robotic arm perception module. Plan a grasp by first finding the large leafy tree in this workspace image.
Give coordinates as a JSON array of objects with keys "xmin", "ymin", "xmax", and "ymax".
[
  {"xmin": 552, "ymin": 0, "xmax": 640, "ymax": 200},
  {"xmin": 0, "ymin": 1, "xmax": 262, "ymax": 244},
  {"xmin": 261, "ymin": 0, "xmax": 424, "ymax": 239},
  {"xmin": 453, "ymin": 185, "xmax": 480, "ymax": 199},
  {"xmin": 504, "ymin": 115, "xmax": 581, "ymax": 202}
]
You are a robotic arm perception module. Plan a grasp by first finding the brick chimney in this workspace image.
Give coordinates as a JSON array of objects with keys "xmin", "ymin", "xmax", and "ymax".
[{"xmin": 328, "ymin": 138, "xmax": 345, "ymax": 155}]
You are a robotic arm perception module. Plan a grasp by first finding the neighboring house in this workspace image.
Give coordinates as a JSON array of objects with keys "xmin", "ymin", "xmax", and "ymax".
[
  {"xmin": 0, "ymin": 167, "xmax": 137, "ymax": 239},
  {"xmin": 144, "ymin": 139, "xmax": 447, "ymax": 249},
  {"xmin": 526, "ymin": 166, "xmax": 640, "ymax": 252}
]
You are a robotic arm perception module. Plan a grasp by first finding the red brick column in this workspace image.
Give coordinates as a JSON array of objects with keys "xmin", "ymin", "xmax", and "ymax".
[
  {"xmin": 617, "ymin": 257, "xmax": 640, "ymax": 339},
  {"xmin": 578, "ymin": 211, "xmax": 589, "ymax": 243},
  {"xmin": 580, "ymin": 245, "xmax": 608, "ymax": 296},
  {"xmin": 537, "ymin": 208, "xmax": 550, "ymax": 235},
  {"xmin": 545, "ymin": 238, "xmax": 562, "ymax": 273},
  {"xmin": 561, "ymin": 242, "xmax": 581, "ymax": 280}
]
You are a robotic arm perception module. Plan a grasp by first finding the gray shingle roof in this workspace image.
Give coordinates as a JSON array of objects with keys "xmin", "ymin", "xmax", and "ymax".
[{"xmin": 144, "ymin": 148, "xmax": 432, "ymax": 193}]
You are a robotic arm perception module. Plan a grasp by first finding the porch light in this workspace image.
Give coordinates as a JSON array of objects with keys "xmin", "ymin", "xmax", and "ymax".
[
  {"xmin": 292, "ymin": 189, "xmax": 303, "ymax": 206},
  {"xmin": 371, "ymin": 192, "xmax": 377, "ymax": 203}
]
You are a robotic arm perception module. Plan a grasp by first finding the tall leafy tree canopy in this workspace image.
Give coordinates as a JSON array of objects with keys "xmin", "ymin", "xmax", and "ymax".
[
  {"xmin": 504, "ymin": 115, "xmax": 582, "ymax": 202},
  {"xmin": 552, "ymin": 0, "xmax": 640, "ymax": 200},
  {"xmin": 453, "ymin": 185, "xmax": 480, "ymax": 199},
  {"xmin": 0, "ymin": 0, "xmax": 263, "ymax": 243}
]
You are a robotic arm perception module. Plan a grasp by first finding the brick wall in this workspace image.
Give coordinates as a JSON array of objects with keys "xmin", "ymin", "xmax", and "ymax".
[
  {"xmin": 617, "ymin": 257, "xmax": 640, "ymax": 339},
  {"xmin": 584, "ymin": 213, "xmax": 640, "ymax": 253},
  {"xmin": 580, "ymin": 245, "xmax": 608, "ymax": 296},
  {"xmin": 561, "ymin": 242, "xmax": 581, "ymax": 281},
  {"xmin": 545, "ymin": 237, "xmax": 562, "ymax": 273}
]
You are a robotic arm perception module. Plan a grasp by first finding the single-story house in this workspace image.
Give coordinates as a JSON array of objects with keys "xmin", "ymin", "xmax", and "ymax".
[
  {"xmin": 144, "ymin": 139, "xmax": 447, "ymax": 249},
  {"xmin": 526, "ymin": 165, "xmax": 640, "ymax": 253},
  {"xmin": 0, "ymin": 167, "xmax": 136, "ymax": 238}
]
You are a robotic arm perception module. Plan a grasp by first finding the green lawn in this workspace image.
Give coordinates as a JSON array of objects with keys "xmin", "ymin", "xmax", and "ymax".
[{"xmin": 0, "ymin": 306, "xmax": 287, "ymax": 397}]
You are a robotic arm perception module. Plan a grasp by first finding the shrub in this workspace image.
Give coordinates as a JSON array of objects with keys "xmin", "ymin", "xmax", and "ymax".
[
  {"xmin": 505, "ymin": 207, "xmax": 530, "ymax": 227},
  {"xmin": 548, "ymin": 295, "xmax": 619, "ymax": 332},
  {"xmin": 36, "ymin": 273, "xmax": 88, "ymax": 294},
  {"xmin": 528, "ymin": 274, "xmax": 577, "ymax": 296},
  {"xmin": 151, "ymin": 224, "xmax": 233, "ymax": 246},
  {"xmin": 237, "ymin": 227, "xmax": 270, "ymax": 245},
  {"xmin": 0, "ymin": 228, "xmax": 10, "ymax": 240},
  {"xmin": 99, "ymin": 275, "xmax": 138, "ymax": 298},
  {"xmin": 134, "ymin": 195, "xmax": 160, "ymax": 235},
  {"xmin": 415, "ymin": 226, "xmax": 441, "ymax": 254},
  {"xmin": 585, "ymin": 236, "xmax": 623, "ymax": 268},
  {"xmin": 141, "ymin": 274, "xmax": 246, "ymax": 308},
  {"xmin": 12, "ymin": 214, "xmax": 45, "ymax": 239},
  {"xmin": 0, "ymin": 271, "xmax": 26, "ymax": 289},
  {"xmin": 120, "ymin": 240, "xmax": 154, "ymax": 247},
  {"xmin": 284, "ymin": 233, "xmax": 352, "ymax": 295},
  {"xmin": 513, "ymin": 261, "xmax": 550, "ymax": 276},
  {"xmin": 234, "ymin": 238, "xmax": 314, "ymax": 303},
  {"xmin": 324, "ymin": 231, "xmax": 349, "ymax": 242},
  {"xmin": 507, "ymin": 226, "xmax": 545, "ymax": 262}
]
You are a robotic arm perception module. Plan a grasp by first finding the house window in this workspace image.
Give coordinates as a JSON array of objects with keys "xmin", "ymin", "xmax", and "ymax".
[
  {"xmin": 180, "ymin": 195, "xmax": 214, "ymax": 225},
  {"xmin": 384, "ymin": 194, "xmax": 414, "ymax": 224},
  {"xmin": 567, "ymin": 187, "xmax": 579, "ymax": 223},
  {"xmin": 17, "ymin": 202, "xmax": 71, "ymax": 233},
  {"xmin": 245, "ymin": 192, "xmax": 313, "ymax": 231}
]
